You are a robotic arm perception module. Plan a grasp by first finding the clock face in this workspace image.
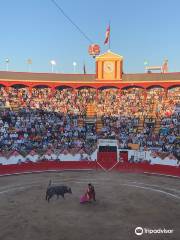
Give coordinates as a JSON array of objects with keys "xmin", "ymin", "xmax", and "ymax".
[{"xmin": 104, "ymin": 61, "xmax": 114, "ymax": 73}]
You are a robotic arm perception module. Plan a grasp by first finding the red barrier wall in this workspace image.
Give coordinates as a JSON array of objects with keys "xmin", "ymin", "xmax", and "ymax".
[
  {"xmin": 0, "ymin": 161, "xmax": 96, "ymax": 175},
  {"xmin": 97, "ymin": 152, "xmax": 117, "ymax": 162},
  {"xmin": 97, "ymin": 152, "xmax": 117, "ymax": 169},
  {"xmin": 115, "ymin": 162, "xmax": 180, "ymax": 177},
  {"xmin": 119, "ymin": 151, "xmax": 128, "ymax": 162},
  {"xmin": 0, "ymin": 161, "xmax": 179, "ymax": 177}
]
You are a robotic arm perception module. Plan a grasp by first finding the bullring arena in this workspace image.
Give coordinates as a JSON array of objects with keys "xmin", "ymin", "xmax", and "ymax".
[
  {"xmin": 0, "ymin": 170, "xmax": 180, "ymax": 240},
  {"xmin": 0, "ymin": 49, "xmax": 179, "ymax": 240}
]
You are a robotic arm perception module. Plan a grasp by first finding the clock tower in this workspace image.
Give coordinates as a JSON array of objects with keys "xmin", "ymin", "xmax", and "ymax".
[{"xmin": 95, "ymin": 50, "xmax": 123, "ymax": 80}]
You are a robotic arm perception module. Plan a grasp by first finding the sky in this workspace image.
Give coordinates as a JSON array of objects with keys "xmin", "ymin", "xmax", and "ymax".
[{"xmin": 0, "ymin": 0, "xmax": 180, "ymax": 74}]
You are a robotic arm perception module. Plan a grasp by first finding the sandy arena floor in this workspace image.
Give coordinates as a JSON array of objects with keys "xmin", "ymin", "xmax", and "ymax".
[{"xmin": 0, "ymin": 170, "xmax": 179, "ymax": 240}]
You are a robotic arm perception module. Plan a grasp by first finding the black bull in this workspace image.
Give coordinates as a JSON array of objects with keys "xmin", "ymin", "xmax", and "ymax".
[{"xmin": 46, "ymin": 185, "xmax": 72, "ymax": 202}]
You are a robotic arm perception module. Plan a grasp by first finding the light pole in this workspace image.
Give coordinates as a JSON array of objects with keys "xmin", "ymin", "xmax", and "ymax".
[
  {"xmin": 5, "ymin": 58, "xmax": 10, "ymax": 71},
  {"xmin": 73, "ymin": 61, "xmax": 77, "ymax": 73},
  {"xmin": 27, "ymin": 58, "xmax": 32, "ymax": 72},
  {"xmin": 144, "ymin": 60, "xmax": 148, "ymax": 73},
  {"xmin": 50, "ymin": 60, "xmax": 56, "ymax": 73}
]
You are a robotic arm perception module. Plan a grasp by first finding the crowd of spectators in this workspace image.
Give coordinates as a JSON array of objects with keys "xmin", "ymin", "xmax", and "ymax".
[
  {"xmin": 0, "ymin": 108, "xmax": 97, "ymax": 155},
  {"xmin": 0, "ymin": 86, "xmax": 179, "ymax": 157}
]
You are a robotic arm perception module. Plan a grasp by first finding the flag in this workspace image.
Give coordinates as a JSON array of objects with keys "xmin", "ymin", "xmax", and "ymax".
[
  {"xmin": 104, "ymin": 25, "xmax": 110, "ymax": 45},
  {"xmin": 83, "ymin": 63, "xmax": 86, "ymax": 74}
]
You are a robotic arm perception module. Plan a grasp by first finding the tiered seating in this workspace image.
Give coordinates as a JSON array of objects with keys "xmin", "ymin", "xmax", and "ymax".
[
  {"xmin": 0, "ymin": 86, "xmax": 179, "ymax": 156},
  {"xmin": 154, "ymin": 119, "xmax": 161, "ymax": 134},
  {"xmin": 96, "ymin": 117, "xmax": 103, "ymax": 132},
  {"xmin": 86, "ymin": 103, "xmax": 96, "ymax": 118},
  {"xmin": 137, "ymin": 118, "xmax": 144, "ymax": 133}
]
